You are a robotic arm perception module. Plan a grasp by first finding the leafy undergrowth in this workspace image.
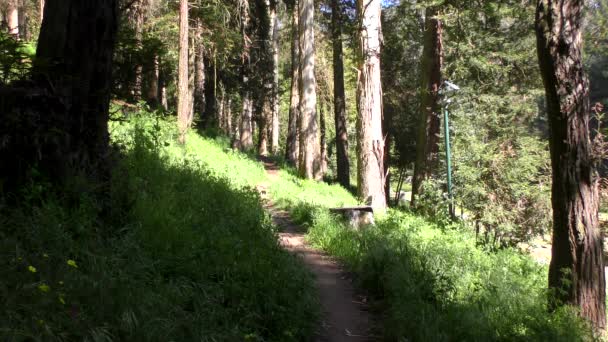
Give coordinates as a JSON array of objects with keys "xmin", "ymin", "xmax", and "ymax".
[
  {"xmin": 0, "ymin": 112, "xmax": 317, "ymax": 341},
  {"xmin": 260, "ymin": 150, "xmax": 595, "ymax": 340}
]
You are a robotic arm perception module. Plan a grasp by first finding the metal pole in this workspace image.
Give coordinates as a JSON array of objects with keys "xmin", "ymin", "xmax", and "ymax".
[{"xmin": 443, "ymin": 105, "xmax": 454, "ymax": 218}]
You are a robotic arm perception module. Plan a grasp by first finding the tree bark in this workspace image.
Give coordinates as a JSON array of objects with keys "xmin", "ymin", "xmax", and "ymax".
[
  {"xmin": 356, "ymin": 0, "xmax": 386, "ymax": 210},
  {"xmin": 320, "ymin": 101, "xmax": 328, "ymax": 175},
  {"xmin": 239, "ymin": 0, "xmax": 253, "ymax": 149},
  {"xmin": 7, "ymin": 2, "xmax": 18, "ymax": 38},
  {"xmin": 536, "ymin": 0, "xmax": 606, "ymax": 330},
  {"xmin": 145, "ymin": 54, "xmax": 160, "ymax": 108},
  {"xmin": 298, "ymin": 0, "xmax": 320, "ymax": 179},
  {"xmin": 193, "ymin": 17, "xmax": 205, "ymax": 125},
  {"xmin": 130, "ymin": 0, "xmax": 145, "ymax": 101},
  {"xmin": 411, "ymin": 7, "xmax": 443, "ymax": 208},
  {"xmin": 217, "ymin": 82, "xmax": 225, "ymax": 132},
  {"xmin": 331, "ymin": 0, "xmax": 350, "ymax": 189},
  {"xmin": 177, "ymin": 0, "xmax": 190, "ymax": 143},
  {"xmin": 286, "ymin": 3, "xmax": 300, "ymax": 165},
  {"xmin": 39, "ymin": 0, "xmax": 45, "ymax": 22},
  {"xmin": 226, "ymin": 97, "xmax": 233, "ymax": 137},
  {"xmin": 31, "ymin": 0, "xmax": 117, "ymax": 177},
  {"xmin": 203, "ymin": 56, "xmax": 216, "ymax": 128},
  {"xmin": 270, "ymin": 1, "xmax": 280, "ymax": 154}
]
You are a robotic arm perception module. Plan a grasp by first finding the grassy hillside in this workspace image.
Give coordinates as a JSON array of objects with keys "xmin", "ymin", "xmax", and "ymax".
[{"xmin": 1, "ymin": 111, "xmax": 317, "ymax": 341}]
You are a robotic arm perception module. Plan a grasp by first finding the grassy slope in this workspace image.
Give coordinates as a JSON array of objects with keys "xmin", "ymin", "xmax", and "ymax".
[
  {"xmin": 261, "ymin": 147, "xmax": 594, "ymax": 340},
  {"xmin": 1, "ymin": 113, "xmax": 317, "ymax": 341}
]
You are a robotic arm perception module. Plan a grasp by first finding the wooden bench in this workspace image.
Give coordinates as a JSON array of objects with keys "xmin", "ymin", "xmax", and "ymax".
[{"xmin": 329, "ymin": 206, "xmax": 375, "ymax": 229}]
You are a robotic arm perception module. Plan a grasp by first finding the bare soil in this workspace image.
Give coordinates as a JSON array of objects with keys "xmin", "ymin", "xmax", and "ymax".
[{"xmin": 256, "ymin": 159, "xmax": 377, "ymax": 342}]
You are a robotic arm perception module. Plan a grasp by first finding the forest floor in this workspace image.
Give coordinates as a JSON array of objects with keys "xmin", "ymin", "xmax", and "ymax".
[{"xmin": 256, "ymin": 158, "xmax": 377, "ymax": 342}]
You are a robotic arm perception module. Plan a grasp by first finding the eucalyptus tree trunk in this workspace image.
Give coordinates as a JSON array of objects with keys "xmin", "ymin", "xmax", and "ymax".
[
  {"xmin": 356, "ymin": 0, "xmax": 386, "ymax": 210},
  {"xmin": 411, "ymin": 6, "xmax": 443, "ymax": 208},
  {"xmin": 536, "ymin": 0, "xmax": 606, "ymax": 330},
  {"xmin": 39, "ymin": 0, "xmax": 44, "ymax": 22},
  {"xmin": 331, "ymin": 0, "xmax": 350, "ymax": 188},
  {"xmin": 239, "ymin": 0, "xmax": 254, "ymax": 149},
  {"xmin": 193, "ymin": 17, "xmax": 205, "ymax": 124},
  {"xmin": 177, "ymin": 0, "xmax": 190, "ymax": 144},
  {"xmin": 298, "ymin": 0, "xmax": 320, "ymax": 179},
  {"xmin": 270, "ymin": 1, "xmax": 280, "ymax": 154},
  {"xmin": 286, "ymin": 3, "xmax": 300, "ymax": 165}
]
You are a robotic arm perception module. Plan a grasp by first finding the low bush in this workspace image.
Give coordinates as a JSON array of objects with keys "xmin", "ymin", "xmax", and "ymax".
[{"xmin": 0, "ymin": 111, "xmax": 317, "ymax": 341}]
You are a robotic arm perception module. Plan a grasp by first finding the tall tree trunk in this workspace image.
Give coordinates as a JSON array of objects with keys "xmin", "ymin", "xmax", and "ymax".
[
  {"xmin": 286, "ymin": 3, "xmax": 300, "ymax": 165},
  {"xmin": 298, "ymin": 0, "xmax": 320, "ymax": 179},
  {"xmin": 411, "ymin": 7, "xmax": 443, "ymax": 208},
  {"xmin": 258, "ymin": 92, "xmax": 270, "ymax": 156},
  {"xmin": 218, "ymin": 81, "xmax": 225, "ymax": 132},
  {"xmin": 270, "ymin": 1, "xmax": 280, "ymax": 154},
  {"xmin": 39, "ymin": 0, "xmax": 44, "ymax": 22},
  {"xmin": 145, "ymin": 54, "xmax": 160, "ymax": 107},
  {"xmin": 203, "ymin": 55, "xmax": 217, "ymax": 127},
  {"xmin": 226, "ymin": 97, "xmax": 233, "ymax": 137},
  {"xmin": 239, "ymin": 0, "xmax": 253, "ymax": 149},
  {"xmin": 177, "ymin": 0, "xmax": 189, "ymax": 144},
  {"xmin": 131, "ymin": 0, "xmax": 145, "ymax": 101},
  {"xmin": 384, "ymin": 107, "xmax": 392, "ymax": 205},
  {"xmin": 33, "ymin": 0, "xmax": 117, "ymax": 176},
  {"xmin": 356, "ymin": 0, "xmax": 386, "ymax": 210},
  {"xmin": 320, "ymin": 101, "xmax": 328, "ymax": 175},
  {"xmin": 331, "ymin": 0, "xmax": 350, "ymax": 188},
  {"xmin": 7, "ymin": 2, "xmax": 18, "ymax": 38},
  {"xmin": 193, "ymin": 17, "xmax": 205, "ymax": 125},
  {"xmin": 160, "ymin": 67, "xmax": 168, "ymax": 110},
  {"xmin": 536, "ymin": 0, "xmax": 606, "ymax": 330},
  {"xmin": 257, "ymin": 0, "xmax": 273, "ymax": 156},
  {"xmin": 18, "ymin": 4, "xmax": 29, "ymax": 41}
]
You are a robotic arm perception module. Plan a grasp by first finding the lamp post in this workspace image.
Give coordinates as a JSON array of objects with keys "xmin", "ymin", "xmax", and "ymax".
[{"xmin": 441, "ymin": 81, "xmax": 459, "ymax": 219}]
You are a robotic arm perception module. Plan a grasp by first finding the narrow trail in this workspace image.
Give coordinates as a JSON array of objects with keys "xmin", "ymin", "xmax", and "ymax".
[{"xmin": 256, "ymin": 159, "xmax": 376, "ymax": 342}]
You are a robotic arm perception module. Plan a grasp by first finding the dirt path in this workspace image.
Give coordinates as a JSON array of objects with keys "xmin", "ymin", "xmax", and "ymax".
[{"xmin": 256, "ymin": 159, "xmax": 376, "ymax": 342}]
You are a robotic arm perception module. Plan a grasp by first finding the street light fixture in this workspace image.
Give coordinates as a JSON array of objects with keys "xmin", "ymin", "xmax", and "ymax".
[{"xmin": 440, "ymin": 80, "xmax": 460, "ymax": 219}]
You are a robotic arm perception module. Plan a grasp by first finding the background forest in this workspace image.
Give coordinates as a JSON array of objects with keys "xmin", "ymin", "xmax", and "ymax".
[{"xmin": 1, "ymin": 0, "xmax": 608, "ymax": 340}]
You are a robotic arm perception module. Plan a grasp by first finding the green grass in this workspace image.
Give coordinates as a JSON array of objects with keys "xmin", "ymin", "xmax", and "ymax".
[
  {"xmin": 0, "ymin": 111, "xmax": 317, "ymax": 341},
  {"xmin": 256, "ymin": 145, "xmax": 595, "ymax": 340}
]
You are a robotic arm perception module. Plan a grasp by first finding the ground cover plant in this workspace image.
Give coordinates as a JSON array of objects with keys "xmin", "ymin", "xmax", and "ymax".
[
  {"xmin": 0, "ymin": 111, "xmax": 317, "ymax": 341},
  {"xmin": 260, "ymin": 153, "xmax": 596, "ymax": 341}
]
